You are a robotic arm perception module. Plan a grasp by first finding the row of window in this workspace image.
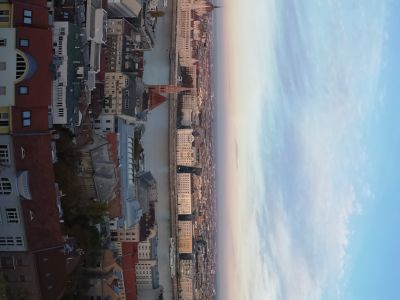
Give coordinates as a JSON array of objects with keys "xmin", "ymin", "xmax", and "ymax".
[
  {"xmin": 0, "ymin": 85, "xmax": 29, "ymax": 96},
  {"xmin": 0, "ymin": 38, "xmax": 29, "ymax": 48},
  {"xmin": 0, "ymin": 236, "xmax": 24, "ymax": 247},
  {"xmin": 0, "ymin": 8, "xmax": 35, "ymax": 26},
  {"xmin": 0, "ymin": 111, "xmax": 32, "ymax": 128},
  {"xmin": 0, "ymin": 256, "xmax": 27, "ymax": 269}
]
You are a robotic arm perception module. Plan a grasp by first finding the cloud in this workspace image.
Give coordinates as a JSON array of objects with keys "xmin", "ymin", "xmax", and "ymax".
[{"xmin": 217, "ymin": 0, "xmax": 388, "ymax": 299}]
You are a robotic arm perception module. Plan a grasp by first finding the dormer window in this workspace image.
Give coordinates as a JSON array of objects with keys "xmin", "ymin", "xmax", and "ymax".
[{"xmin": 17, "ymin": 171, "xmax": 32, "ymax": 200}]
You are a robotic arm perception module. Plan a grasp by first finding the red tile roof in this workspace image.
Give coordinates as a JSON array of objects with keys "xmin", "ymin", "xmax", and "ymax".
[
  {"xmin": 121, "ymin": 242, "xmax": 138, "ymax": 300},
  {"xmin": 106, "ymin": 133, "xmax": 118, "ymax": 164},
  {"xmin": 13, "ymin": 134, "xmax": 64, "ymax": 251},
  {"xmin": 149, "ymin": 91, "xmax": 167, "ymax": 111},
  {"xmin": 35, "ymin": 246, "xmax": 68, "ymax": 300}
]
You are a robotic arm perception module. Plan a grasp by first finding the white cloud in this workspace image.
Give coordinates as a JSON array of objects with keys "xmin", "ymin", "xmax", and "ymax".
[{"xmin": 217, "ymin": 0, "xmax": 388, "ymax": 299}]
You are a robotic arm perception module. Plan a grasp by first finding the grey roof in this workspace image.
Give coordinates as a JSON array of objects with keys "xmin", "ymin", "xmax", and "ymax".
[
  {"xmin": 135, "ymin": 171, "xmax": 157, "ymax": 212},
  {"xmin": 86, "ymin": 137, "xmax": 118, "ymax": 203},
  {"xmin": 125, "ymin": 198, "xmax": 143, "ymax": 228},
  {"xmin": 121, "ymin": 76, "xmax": 145, "ymax": 117}
]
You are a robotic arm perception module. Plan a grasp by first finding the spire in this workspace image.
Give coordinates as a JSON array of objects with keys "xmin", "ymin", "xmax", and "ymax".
[{"xmin": 148, "ymin": 91, "xmax": 167, "ymax": 110}]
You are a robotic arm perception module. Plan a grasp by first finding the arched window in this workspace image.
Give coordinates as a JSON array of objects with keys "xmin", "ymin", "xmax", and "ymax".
[
  {"xmin": 16, "ymin": 53, "xmax": 27, "ymax": 81},
  {"xmin": 0, "ymin": 178, "xmax": 11, "ymax": 195}
]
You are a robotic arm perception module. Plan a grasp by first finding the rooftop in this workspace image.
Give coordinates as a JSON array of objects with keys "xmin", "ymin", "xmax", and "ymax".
[
  {"xmin": 13, "ymin": 134, "xmax": 64, "ymax": 251},
  {"xmin": 121, "ymin": 242, "xmax": 138, "ymax": 300}
]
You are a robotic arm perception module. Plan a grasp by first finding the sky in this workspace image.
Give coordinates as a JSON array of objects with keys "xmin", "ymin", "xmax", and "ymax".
[{"xmin": 215, "ymin": 0, "xmax": 400, "ymax": 299}]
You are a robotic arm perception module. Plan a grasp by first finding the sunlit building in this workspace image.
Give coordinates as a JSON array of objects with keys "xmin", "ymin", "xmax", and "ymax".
[
  {"xmin": 178, "ymin": 221, "xmax": 193, "ymax": 254},
  {"xmin": 176, "ymin": 129, "xmax": 196, "ymax": 166}
]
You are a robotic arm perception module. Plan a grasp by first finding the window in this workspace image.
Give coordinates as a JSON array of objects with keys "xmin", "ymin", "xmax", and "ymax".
[
  {"xmin": 0, "ymin": 10, "xmax": 9, "ymax": 23},
  {"xmin": 0, "ymin": 145, "xmax": 9, "ymax": 164},
  {"xmin": 0, "ymin": 237, "xmax": 23, "ymax": 247},
  {"xmin": 0, "ymin": 112, "xmax": 8, "ymax": 127},
  {"xmin": 0, "ymin": 257, "xmax": 14, "ymax": 269},
  {"xmin": 22, "ymin": 111, "xmax": 31, "ymax": 127},
  {"xmin": 16, "ymin": 53, "xmax": 27, "ymax": 80},
  {"xmin": 4, "ymin": 237, "xmax": 12, "ymax": 246},
  {"xmin": 23, "ymin": 10, "xmax": 32, "ymax": 25},
  {"xmin": 15, "ymin": 237, "xmax": 23, "ymax": 246},
  {"xmin": 0, "ymin": 39, "xmax": 6, "ymax": 46},
  {"xmin": 0, "ymin": 178, "xmax": 11, "ymax": 195},
  {"xmin": 0, "ymin": 86, "xmax": 5, "ymax": 95},
  {"xmin": 6, "ymin": 209, "xmax": 19, "ymax": 224},
  {"xmin": 18, "ymin": 86, "xmax": 28, "ymax": 95},
  {"xmin": 19, "ymin": 39, "xmax": 29, "ymax": 47},
  {"xmin": 0, "ymin": 62, "xmax": 5, "ymax": 70}
]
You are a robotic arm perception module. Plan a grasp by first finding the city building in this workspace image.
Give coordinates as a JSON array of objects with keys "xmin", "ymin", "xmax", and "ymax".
[
  {"xmin": 105, "ymin": 18, "xmax": 151, "ymax": 74},
  {"xmin": 51, "ymin": 21, "xmax": 83, "ymax": 126},
  {"xmin": 136, "ymin": 171, "xmax": 157, "ymax": 213},
  {"xmin": 0, "ymin": 134, "xmax": 27, "ymax": 252},
  {"xmin": 178, "ymin": 259, "xmax": 194, "ymax": 300},
  {"xmin": 177, "ymin": 173, "xmax": 192, "ymax": 215},
  {"xmin": 0, "ymin": 247, "xmax": 70, "ymax": 300},
  {"xmin": 0, "ymin": 3, "xmax": 72, "ymax": 299},
  {"xmin": 107, "ymin": 0, "xmax": 142, "ymax": 18},
  {"xmin": 134, "ymin": 225, "xmax": 159, "ymax": 290},
  {"xmin": 86, "ymin": 249, "xmax": 127, "ymax": 300},
  {"xmin": 86, "ymin": 0, "xmax": 108, "ymax": 86},
  {"xmin": 178, "ymin": 221, "xmax": 193, "ymax": 254},
  {"xmin": 177, "ymin": 173, "xmax": 191, "ymax": 194},
  {"xmin": 94, "ymin": 73, "xmax": 145, "ymax": 134},
  {"xmin": 110, "ymin": 219, "xmax": 140, "ymax": 242},
  {"xmin": 118, "ymin": 118, "xmax": 146, "ymax": 227},
  {"xmin": 0, "ymin": 27, "xmax": 15, "ymax": 135},
  {"xmin": 176, "ymin": 129, "xmax": 196, "ymax": 166},
  {"xmin": 178, "ymin": 193, "xmax": 192, "ymax": 215}
]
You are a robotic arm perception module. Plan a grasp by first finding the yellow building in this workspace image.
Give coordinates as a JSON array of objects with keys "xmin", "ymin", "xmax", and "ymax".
[
  {"xmin": 0, "ymin": 3, "xmax": 13, "ymax": 28},
  {"xmin": 0, "ymin": 26, "xmax": 16, "ymax": 134},
  {"xmin": 178, "ymin": 221, "xmax": 193, "ymax": 254}
]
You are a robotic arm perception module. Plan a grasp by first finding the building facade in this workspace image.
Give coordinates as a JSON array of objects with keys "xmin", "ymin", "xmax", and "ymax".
[
  {"xmin": 178, "ymin": 259, "xmax": 194, "ymax": 300},
  {"xmin": 178, "ymin": 221, "xmax": 192, "ymax": 254},
  {"xmin": 176, "ymin": 129, "xmax": 196, "ymax": 166}
]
